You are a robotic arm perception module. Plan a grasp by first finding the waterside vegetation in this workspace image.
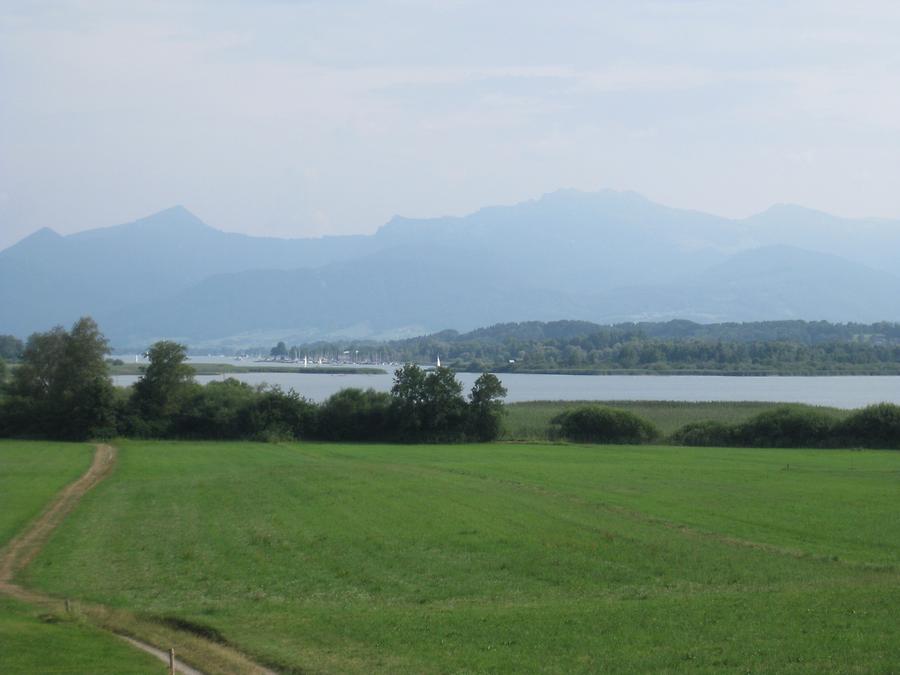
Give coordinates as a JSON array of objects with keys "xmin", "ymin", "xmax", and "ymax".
[
  {"xmin": 285, "ymin": 318, "xmax": 900, "ymax": 375},
  {"xmin": 3, "ymin": 317, "xmax": 900, "ymax": 450},
  {"xmin": 0, "ymin": 318, "xmax": 507, "ymax": 444}
]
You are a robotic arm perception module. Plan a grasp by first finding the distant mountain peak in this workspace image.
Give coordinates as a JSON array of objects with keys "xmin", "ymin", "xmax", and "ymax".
[
  {"xmin": 23, "ymin": 226, "xmax": 62, "ymax": 242},
  {"xmin": 130, "ymin": 205, "xmax": 208, "ymax": 229},
  {"xmin": 154, "ymin": 204, "xmax": 192, "ymax": 217},
  {"xmin": 66, "ymin": 204, "xmax": 213, "ymax": 242},
  {"xmin": 0, "ymin": 226, "xmax": 63, "ymax": 256},
  {"xmin": 748, "ymin": 203, "xmax": 839, "ymax": 223}
]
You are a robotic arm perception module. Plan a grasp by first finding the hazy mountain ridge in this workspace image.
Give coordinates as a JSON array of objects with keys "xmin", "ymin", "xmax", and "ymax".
[
  {"xmin": 0, "ymin": 206, "xmax": 384, "ymax": 338},
  {"xmin": 586, "ymin": 245, "xmax": 900, "ymax": 324},
  {"xmin": 3, "ymin": 190, "xmax": 900, "ymax": 348}
]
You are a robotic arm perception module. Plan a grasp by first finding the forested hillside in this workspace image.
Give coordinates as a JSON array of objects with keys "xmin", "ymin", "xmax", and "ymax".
[{"xmin": 287, "ymin": 319, "xmax": 900, "ymax": 374}]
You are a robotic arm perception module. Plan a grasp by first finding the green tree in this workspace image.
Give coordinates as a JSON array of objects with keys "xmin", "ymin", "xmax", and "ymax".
[
  {"xmin": 467, "ymin": 372, "xmax": 507, "ymax": 441},
  {"xmin": 131, "ymin": 341, "xmax": 195, "ymax": 433},
  {"xmin": 2, "ymin": 327, "xmax": 66, "ymax": 436},
  {"xmin": 389, "ymin": 364, "xmax": 469, "ymax": 442},
  {"xmin": 55, "ymin": 317, "xmax": 117, "ymax": 439},
  {"xmin": 389, "ymin": 363, "xmax": 428, "ymax": 440},
  {"xmin": 422, "ymin": 366, "xmax": 468, "ymax": 442},
  {"xmin": 270, "ymin": 341, "xmax": 288, "ymax": 359},
  {"xmin": 2, "ymin": 318, "xmax": 115, "ymax": 439},
  {"xmin": 0, "ymin": 335, "xmax": 24, "ymax": 361}
]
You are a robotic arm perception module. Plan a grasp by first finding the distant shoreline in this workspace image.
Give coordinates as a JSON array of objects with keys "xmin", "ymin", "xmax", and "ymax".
[
  {"xmin": 103, "ymin": 362, "xmax": 900, "ymax": 377},
  {"xmin": 489, "ymin": 367, "xmax": 900, "ymax": 377},
  {"xmin": 108, "ymin": 363, "xmax": 386, "ymax": 376}
]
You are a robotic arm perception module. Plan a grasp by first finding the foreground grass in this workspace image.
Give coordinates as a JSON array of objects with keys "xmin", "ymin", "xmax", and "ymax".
[
  {"xmin": 22, "ymin": 440, "xmax": 900, "ymax": 673},
  {"xmin": 503, "ymin": 400, "xmax": 850, "ymax": 439},
  {"xmin": 0, "ymin": 441, "xmax": 164, "ymax": 674},
  {"xmin": 0, "ymin": 441, "xmax": 94, "ymax": 551},
  {"xmin": 0, "ymin": 596, "xmax": 161, "ymax": 674}
]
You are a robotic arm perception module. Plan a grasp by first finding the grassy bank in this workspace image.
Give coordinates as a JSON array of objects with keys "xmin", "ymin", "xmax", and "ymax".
[
  {"xmin": 22, "ymin": 440, "xmax": 900, "ymax": 673},
  {"xmin": 503, "ymin": 400, "xmax": 851, "ymax": 439}
]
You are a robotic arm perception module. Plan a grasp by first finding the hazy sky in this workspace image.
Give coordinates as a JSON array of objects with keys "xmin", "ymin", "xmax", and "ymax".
[{"xmin": 3, "ymin": 0, "xmax": 900, "ymax": 250}]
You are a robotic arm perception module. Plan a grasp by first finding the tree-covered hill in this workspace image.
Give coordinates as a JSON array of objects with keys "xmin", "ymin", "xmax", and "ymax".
[{"xmin": 287, "ymin": 319, "xmax": 900, "ymax": 374}]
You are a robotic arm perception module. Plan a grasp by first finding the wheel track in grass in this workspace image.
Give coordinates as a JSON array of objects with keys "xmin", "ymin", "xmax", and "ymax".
[
  {"xmin": 0, "ymin": 443, "xmax": 117, "ymax": 586},
  {"xmin": 0, "ymin": 443, "xmax": 278, "ymax": 675}
]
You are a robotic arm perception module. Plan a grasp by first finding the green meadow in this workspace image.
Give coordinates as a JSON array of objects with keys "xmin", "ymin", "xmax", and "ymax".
[
  {"xmin": 0, "ymin": 595, "xmax": 162, "ymax": 674},
  {"xmin": 15, "ymin": 439, "xmax": 900, "ymax": 673},
  {"xmin": 0, "ymin": 441, "xmax": 94, "ymax": 546},
  {"xmin": 0, "ymin": 441, "xmax": 162, "ymax": 674},
  {"xmin": 503, "ymin": 400, "xmax": 851, "ymax": 439}
]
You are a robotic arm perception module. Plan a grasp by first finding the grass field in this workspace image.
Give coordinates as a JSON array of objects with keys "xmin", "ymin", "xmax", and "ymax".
[
  {"xmin": 0, "ymin": 441, "xmax": 94, "ymax": 550},
  {"xmin": 0, "ymin": 441, "xmax": 164, "ymax": 674},
  {"xmin": 0, "ymin": 595, "xmax": 162, "ymax": 674},
  {"xmin": 20, "ymin": 439, "xmax": 900, "ymax": 673},
  {"xmin": 503, "ymin": 400, "xmax": 851, "ymax": 439}
]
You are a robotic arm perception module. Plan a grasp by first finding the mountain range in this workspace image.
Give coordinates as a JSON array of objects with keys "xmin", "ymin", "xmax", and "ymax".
[{"xmin": 3, "ymin": 189, "xmax": 900, "ymax": 349}]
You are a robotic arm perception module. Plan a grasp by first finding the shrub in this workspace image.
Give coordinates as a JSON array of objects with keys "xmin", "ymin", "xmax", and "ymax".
[
  {"xmin": 670, "ymin": 420, "xmax": 733, "ymax": 447},
  {"xmin": 240, "ymin": 385, "xmax": 318, "ymax": 442},
  {"xmin": 836, "ymin": 403, "xmax": 900, "ymax": 449},
  {"xmin": 174, "ymin": 379, "xmax": 257, "ymax": 439},
  {"xmin": 317, "ymin": 388, "xmax": 392, "ymax": 441},
  {"xmin": 550, "ymin": 406, "xmax": 658, "ymax": 444},
  {"xmin": 733, "ymin": 405, "xmax": 837, "ymax": 448}
]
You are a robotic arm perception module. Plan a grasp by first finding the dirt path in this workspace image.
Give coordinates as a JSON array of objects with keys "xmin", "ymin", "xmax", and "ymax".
[
  {"xmin": 119, "ymin": 636, "xmax": 206, "ymax": 675},
  {"xmin": 0, "ymin": 443, "xmax": 277, "ymax": 675},
  {"xmin": 0, "ymin": 443, "xmax": 116, "ymax": 587}
]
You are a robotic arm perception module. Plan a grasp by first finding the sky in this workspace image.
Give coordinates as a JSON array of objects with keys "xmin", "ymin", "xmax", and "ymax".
[{"xmin": 3, "ymin": 0, "xmax": 900, "ymax": 250}]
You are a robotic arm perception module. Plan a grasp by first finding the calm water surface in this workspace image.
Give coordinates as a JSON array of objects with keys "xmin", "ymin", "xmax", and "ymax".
[{"xmin": 112, "ymin": 368, "xmax": 900, "ymax": 409}]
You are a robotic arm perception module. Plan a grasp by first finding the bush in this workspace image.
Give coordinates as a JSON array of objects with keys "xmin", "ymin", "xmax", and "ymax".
[
  {"xmin": 836, "ymin": 403, "xmax": 900, "ymax": 449},
  {"xmin": 670, "ymin": 420, "xmax": 733, "ymax": 447},
  {"xmin": 239, "ymin": 385, "xmax": 318, "ymax": 442},
  {"xmin": 732, "ymin": 405, "xmax": 837, "ymax": 448},
  {"xmin": 551, "ymin": 406, "xmax": 658, "ymax": 444},
  {"xmin": 0, "ymin": 395, "xmax": 36, "ymax": 438},
  {"xmin": 317, "ymin": 388, "xmax": 391, "ymax": 441},
  {"xmin": 174, "ymin": 379, "xmax": 256, "ymax": 439}
]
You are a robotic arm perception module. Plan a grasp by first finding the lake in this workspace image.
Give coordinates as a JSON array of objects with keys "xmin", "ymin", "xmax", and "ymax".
[{"xmin": 112, "ymin": 369, "xmax": 900, "ymax": 409}]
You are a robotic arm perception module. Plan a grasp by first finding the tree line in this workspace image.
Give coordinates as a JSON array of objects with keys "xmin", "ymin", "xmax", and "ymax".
[
  {"xmin": 271, "ymin": 319, "xmax": 900, "ymax": 374},
  {"xmin": 0, "ymin": 318, "xmax": 507, "ymax": 443}
]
